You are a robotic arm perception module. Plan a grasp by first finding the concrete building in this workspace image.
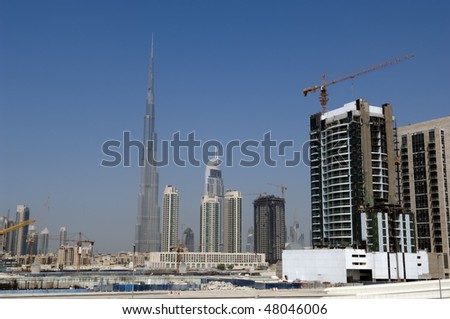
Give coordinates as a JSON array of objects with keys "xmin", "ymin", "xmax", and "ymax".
[
  {"xmin": 224, "ymin": 190, "xmax": 242, "ymax": 253},
  {"xmin": 135, "ymin": 40, "xmax": 161, "ymax": 253},
  {"xmin": 282, "ymin": 249, "xmax": 429, "ymax": 284},
  {"xmin": 309, "ymin": 99, "xmax": 414, "ymax": 250},
  {"xmin": 398, "ymin": 116, "xmax": 450, "ymax": 278},
  {"xmin": 147, "ymin": 252, "xmax": 267, "ymax": 270},
  {"xmin": 161, "ymin": 185, "xmax": 179, "ymax": 252},
  {"xmin": 200, "ymin": 195, "xmax": 220, "ymax": 252},
  {"xmin": 253, "ymin": 195, "xmax": 286, "ymax": 264},
  {"xmin": 56, "ymin": 244, "xmax": 93, "ymax": 270}
]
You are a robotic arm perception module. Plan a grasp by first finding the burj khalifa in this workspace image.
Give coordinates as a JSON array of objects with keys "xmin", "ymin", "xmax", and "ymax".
[{"xmin": 135, "ymin": 40, "xmax": 160, "ymax": 252}]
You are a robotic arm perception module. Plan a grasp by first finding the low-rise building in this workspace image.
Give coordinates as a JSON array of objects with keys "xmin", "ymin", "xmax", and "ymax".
[
  {"xmin": 147, "ymin": 252, "xmax": 267, "ymax": 270},
  {"xmin": 282, "ymin": 248, "xmax": 429, "ymax": 284}
]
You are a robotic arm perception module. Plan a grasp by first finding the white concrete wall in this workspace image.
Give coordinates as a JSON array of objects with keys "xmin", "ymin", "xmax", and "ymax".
[{"xmin": 283, "ymin": 249, "xmax": 347, "ymax": 283}]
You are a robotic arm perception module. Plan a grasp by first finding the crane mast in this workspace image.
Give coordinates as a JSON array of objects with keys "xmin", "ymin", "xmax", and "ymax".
[{"xmin": 303, "ymin": 54, "xmax": 414, "ymax": 113}]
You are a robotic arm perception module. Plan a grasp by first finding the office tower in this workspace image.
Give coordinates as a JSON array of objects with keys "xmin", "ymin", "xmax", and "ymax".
[
  {"xmin": 310, "ymin": 99, "xmax": 416, "ymax": 251},
  {"xmin": 246, "ymin": 226, "xmax": 254, "ymax": 253},
  {"xmin": 224, "ymin": 190, "xmax": 242, "ymax": 253},
  {"xmin": 39, "ymin": 228, "xmax": 49, "ymax": 255},
  {"xmin": 161, "ymin": 185, "xmax": 179, "ymax": 252},
  {"xmin": 253, "ymin": 195, "xmax": 286, "ymax": 264},
  {"xmin": 59, "ymin": 227, "xmax": 67, "ymax": 247},
  {"xmin": 200, "ymin": 195, "xmax": 220, "ymax": 252},
  {"xmin": 398, "ymin": 116, "xmax": 450, "ymax": 278},
  {"xmin": 182, "ymin": 227, "xmax": 195, "ymax": 252},
  {"xmin": 15, "ymin": 205, "xmax": 30, "ymax": 256},
  {"xmin": 135, "ymin": 40, "xmax": 161, "ymax": 253}
]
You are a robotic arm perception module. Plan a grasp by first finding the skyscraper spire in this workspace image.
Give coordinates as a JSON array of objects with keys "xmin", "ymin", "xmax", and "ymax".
[
  {"xmin": 147, "ymin": 34, "xmax": 154, "ymax": 107},
  {"xmin": 135, "ymin": 38, "xmax": 160, "ymax": 253}
]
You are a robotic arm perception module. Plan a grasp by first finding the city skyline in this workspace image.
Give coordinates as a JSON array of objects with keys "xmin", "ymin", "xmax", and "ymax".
[{"xmin": 1, "ymin": 1, "xmax": 450, "ymax": 253}]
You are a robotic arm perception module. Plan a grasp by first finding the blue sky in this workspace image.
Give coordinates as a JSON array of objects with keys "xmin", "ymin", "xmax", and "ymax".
[{"xmin": 1, "ymin": 0, "xmax": 449, "ymax": 253}]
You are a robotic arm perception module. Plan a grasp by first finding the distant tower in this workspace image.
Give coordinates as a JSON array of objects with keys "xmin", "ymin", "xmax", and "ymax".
[
  {"xmin": 161, "ymin": 185, "xmax": 179, "ymax": 252},
  {"xmin": 288, "ymin": 220, "xmax": 301, "ymax": 243},
  {"xmin": 246, "ymin": 226, "xmax": 254, "ymax": 253},
  {"xmin": 200, "ymin": 195, "xmax": 220, "ymax": 252},
  {"xmin": 135, "ymin": 38, "xmax": 161, "ymax": 253},
  {"xmin": 253, "ymin": 195, "xmax": 286, "ymax": 264},
  {"xmin": 224, "ymin": 190, "xmax": 242, "ymax": 253},
  {"xmin": 28, "ymin": 225, "xmax": 39, "ymax": 256},
  {"xmin": 39, "ymin": 228, "xmax": 49, "ymax": 255},
  {"xmin": 59, "ymin": 227, "xmax": 67, "ymax": 247},
  {"xmin": 15, "ymin": 205, "xmax": 30, "ymax": 256},
  {"xmin": 0, "ymin": 216, "xmax": 14, "ymax": 254},
  {"xmin": 4, "ymin": 217, "xmax": 16, "ymax": 255},
  {"xmin": 182, "ymin": 227, "xmax": 195, "ymax": 252}
]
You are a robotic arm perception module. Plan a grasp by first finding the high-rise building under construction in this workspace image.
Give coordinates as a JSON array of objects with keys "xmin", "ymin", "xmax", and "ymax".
[
  {"xmin": 253, "ymin": 195, "xmax": 286, "ymax": 264},
  {"xmin": 310, "ymin": 99, "xmax": 415, "ymax": 252}
]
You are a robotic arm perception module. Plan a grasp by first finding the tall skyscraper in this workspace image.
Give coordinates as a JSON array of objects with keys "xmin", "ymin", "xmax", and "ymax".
[
  {"xmin": 398, "ymin": 116, "xmax": 450, "ymax": 278},
  {"xmin": 310, "ymin": 99, "xmax": 415, "ymax": 252},
  {"xmin": 201, "ymin": 158, "xmax": 224, "ymax": 252},
  {"xmin": 200, "ymin": 195, "xmax": 220, "ymax": 252},
  {"xmin": 224, "ymin": 190, "xmax": 242, "ymax": 253},
  {"xmin": 135, "ymin": 40, "xmax": 160, "ymax": 253},
  {"xmin": 161, "ymin": 185, "xmax": 179, "ymax": 252},
  {"xmin": 15, "ymin": 205, "xmax": 30, "ymax": 256},
  {"xmin": 253, "ymin": 195, "xmax": 286, "ymax": 264},
  {"xmin": 39, "ymin": 227, "xmax": 49, "ymax": 255}
]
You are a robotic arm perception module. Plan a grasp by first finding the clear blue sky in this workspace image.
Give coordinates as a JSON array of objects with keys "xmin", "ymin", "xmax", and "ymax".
[{"xmin": 1, "ymin": 0, "xmax": 449, "ymax": 253}]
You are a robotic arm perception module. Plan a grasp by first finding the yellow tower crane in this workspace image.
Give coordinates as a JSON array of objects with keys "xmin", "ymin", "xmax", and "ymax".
[{"xmin": 0, "ymin": 218, "xmax": 36, "ymax": 236}]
